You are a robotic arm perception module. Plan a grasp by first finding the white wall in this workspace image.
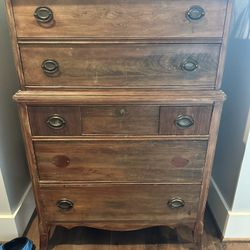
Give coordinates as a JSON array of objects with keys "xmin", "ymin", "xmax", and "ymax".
[
  {"xmin": 208, "ymin": 0, "xmax": 250, "ymax": 239},
  {"xmin": 0, "ymin": 0, "xmax": 35, "ymax": 241}
]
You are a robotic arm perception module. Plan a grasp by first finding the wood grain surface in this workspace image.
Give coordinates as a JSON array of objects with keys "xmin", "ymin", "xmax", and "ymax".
[
  {"xmin": 39, "ymin": 184, "xmax": 201, "ymax": 224},
  {"xmin": 159, "ymin": 106, "xmax": 212, "ymax": 135},
  {"xmin": 81, "ymin": 105, "xmax": 159, "ymax": 135},
  {"xmin": 28, "ymin": 106, "xmax": 81, "ymax": 136},
  {"xmin": 13, "ymin": 90, "xmax": 226, "ymax": 104},
  {"xmin": 20, "ymin": 44, "xmax": 220, "ymax": 89},
  {"xmin": 34, "ymin": 140, "xmax": 207, "ymax": 182},
  {"xmin": 12, "ymin": 0, "xmax": 227, "ymax": 39}
]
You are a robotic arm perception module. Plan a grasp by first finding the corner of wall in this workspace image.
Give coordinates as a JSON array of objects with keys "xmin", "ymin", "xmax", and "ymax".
[{"xmin": 0, "ymin": 183, "xmax": 35, "ymax": 241}]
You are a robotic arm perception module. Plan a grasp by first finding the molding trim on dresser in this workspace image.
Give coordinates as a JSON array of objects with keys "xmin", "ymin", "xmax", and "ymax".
[{"xmin": 5, "ymin": 0, "xmax": 232, "ymax": 249}]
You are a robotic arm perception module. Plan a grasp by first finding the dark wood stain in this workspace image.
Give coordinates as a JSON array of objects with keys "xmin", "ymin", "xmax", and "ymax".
[
  {"xmin": 28, "ymin": 106, "xmax": 81, "ymax": 136},
  {"xmin": 159, "ymin": 106, "xmax": 213, "ymax": 135}
]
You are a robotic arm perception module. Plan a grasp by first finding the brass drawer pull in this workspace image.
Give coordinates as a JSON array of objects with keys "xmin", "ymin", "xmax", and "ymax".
[
  {"xmin": 175, "ymin": 115, "xmax": 194, "ymax": 129},
  {"xmin": 186, "ymin": 6, "xmax": 205, "ymax": 21},
  {"xmin": 168, "ymin": 197, "xmax": 185, "ymax": 209},
  {"xmin": 46, "ymin": 115, "xmax": 66, "ymax": 129},
  {"xmin": 56, "ymin": 199, "xmax": 74, "ymax": 211},
  {"xmin": 181, "ymin": 58, "xmax": 198, "ymax": 72},
  {"xmin": 42, "ymin": 59, "xmax": 59, "ymax": 75},
  {"xmin": 34, "ymin": 6, "xmax": 54, "ymax": 23}
]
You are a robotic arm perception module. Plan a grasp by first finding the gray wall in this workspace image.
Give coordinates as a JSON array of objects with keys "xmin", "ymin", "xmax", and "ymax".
[
  {"xmin": 212, "ymin": 0, "xmax": 250, "ymax": 209},
  {"xmin": 0, "ymin": 0, "xmax": 30, "ymax": 212}
]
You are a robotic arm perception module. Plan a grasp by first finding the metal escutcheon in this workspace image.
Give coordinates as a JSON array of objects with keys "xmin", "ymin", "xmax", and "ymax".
[
  {"xmin": 175, "ymin": 115, "xmax": 194, "ymax": 129},
  {"xmin": 181, "ymin": 58, "xmax": 198, "ymax": 72},
  {"xmin": 56, "ymin": 199, "xmax": 74, "ymax": 211},
  {"xmin": 46, "ymin": 115, "xmax": 66, "ymax": 129},
  {"xmin": 168, "ymin": 197, "xmax": 185, "ymax": 209},
  {"xmin": 186, "ymin": 5, "xmax": 205, "ymax": 21},
  {"xmin": 42, "ymin": 59, "xmax": 59, "ymax": 75},
  {"xmin": 34, "ymin": 6, "xmax": 54, "ymax": 23}
]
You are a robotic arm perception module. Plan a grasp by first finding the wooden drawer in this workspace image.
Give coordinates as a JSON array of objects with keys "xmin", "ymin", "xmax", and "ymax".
[
  {"xmin": 28, "ymin": 106, "xmax": 81, "ymax": 136},
  {"xmin": 40, "ymin": 184, "xmax": 201, "ymax": 223},
  {"xmin": 34, "ymin": 140, "xmax": 207, "ymax": 183},
  {"xmin": 159, "ymin": 106, "xmax": 213, "ymax": 135},
  {"xmin": 20, "ymin": 44, "xmax": 220, "ymax": 89},
  {"xmin": 81, "ymin": 105, "xmax": 159, "ymax": 135},
  {"xmin": 12, "ymin": 0, "xmax": 227, "ymax": 39}
]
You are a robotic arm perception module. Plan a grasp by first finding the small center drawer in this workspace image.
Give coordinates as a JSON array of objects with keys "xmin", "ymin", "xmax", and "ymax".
[
  {"xmin": 28, "ymin": 105, "xmax": 212, "ymax": 136},
  {"xmin": 81, "ymin": 105, "xmax": 159, "ymax": 135},
  {"xmin": 40, "ymin": 184, "xmax": 201, "ymax": 223}
]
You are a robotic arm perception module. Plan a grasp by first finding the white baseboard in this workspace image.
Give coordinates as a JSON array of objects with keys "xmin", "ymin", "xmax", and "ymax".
[
  {"xmin": 0, "ymin": 183, "xmax": 35, "ymax": 241},
  {"xmin": 208, "ymin": 177, "xmax": 250, "ymax": 240}
]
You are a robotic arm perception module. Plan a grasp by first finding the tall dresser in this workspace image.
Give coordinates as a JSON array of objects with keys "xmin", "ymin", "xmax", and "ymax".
[{"xmin": 5, "ymin": 0, "xmax": 232, "ymax": 249}]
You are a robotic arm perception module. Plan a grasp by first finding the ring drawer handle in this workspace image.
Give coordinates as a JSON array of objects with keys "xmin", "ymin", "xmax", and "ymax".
[
  {"xmin": 186, "ymin": 5, "xmax": 205, "ymax": 21},
  {"xmin": 175, "ymin": 115, "xmax": 194, "ymax": 129},
  {"xmin": 56, "ymin": 199, "xmax": 74, "ymax": 211},
  {"xmin": 42, "ymin": 59, "xmax": 59, "ymax": 75},
  {"xmin": 181, "ymin": 58, "xmax": 198, "ymax": 72},
  {"xmin": 168, "ymin": 197, "xmax": 185, "ymax": 209},
  {"xmin": 34, "ymin": 6, "xmax": 54, "ymax": 23},
  {"xmin": 46, "ymin": 115, "xmax": 66, "ymax": 129}
]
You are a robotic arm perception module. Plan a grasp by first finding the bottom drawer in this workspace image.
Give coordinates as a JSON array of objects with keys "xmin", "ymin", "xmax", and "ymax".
[{"xmin": 40, "ymin": 184, "xmax": 201, "ymax": 223}]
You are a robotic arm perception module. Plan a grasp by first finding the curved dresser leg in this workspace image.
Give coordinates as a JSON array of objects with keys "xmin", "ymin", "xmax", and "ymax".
[
  {"xmin": 194, "ymin": 220, "xmax": 204, "ymax": 249},
  {"xmin": 40, "ymin": 232, "xmax": 49, "ymax": 250},
  {"xmin": 39, "ymin": 221, "xmax": 50, "ymax": 250}
]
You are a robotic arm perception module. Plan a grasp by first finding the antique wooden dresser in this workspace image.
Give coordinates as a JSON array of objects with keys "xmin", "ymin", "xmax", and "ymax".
[{"xmin": 5, "ymin": 0, "xmax": 232, "ymax": 249}]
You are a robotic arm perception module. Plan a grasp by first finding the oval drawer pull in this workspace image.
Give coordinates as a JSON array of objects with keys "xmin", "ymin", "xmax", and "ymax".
[
  {"xmin": 46, "ymin": 115, "xmax": 66, "ymax": 129},
  {"xmin": 175, "ymin": 115, "xmax": 194, "ymax": 129},
  {"xmin": 186, "ymin": 6, "xmax": 205, "ymax": 21},
  {"xmin": 56, "ymin": 199, "xmax": 74, "ymax": 211},
  {"xmin": 181, "ymin": 58, "xmax": 198, "ymax": 72},
  {"xmin": 42, "ymin": 59, "xmax": 59, "ymax": 75},
  {"xmin": 34, "ymin": 6, "xmax": 54, "ymax": 23},
  {"xmin": 168, "ymin": 197, "xmax": 185, "ymax": 209}
]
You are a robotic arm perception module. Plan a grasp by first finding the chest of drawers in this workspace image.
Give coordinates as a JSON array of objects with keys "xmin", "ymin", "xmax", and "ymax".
[{"xmin": 5, "ymin": 0, "xmax": 232, "ymax": 249}]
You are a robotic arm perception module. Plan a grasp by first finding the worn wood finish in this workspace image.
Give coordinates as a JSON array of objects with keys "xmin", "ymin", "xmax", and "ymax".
[
  {"xmin": 16, "ymin": 104, "xmax": 49, "ymax": 250},
  {"xmin": 194, "ymin": 102, "xmax": 224, "ymax": 245},
  {"xmin": 6, "ymin": 0, "xmax": 232, "ymax": 247},
  {"xmin": 13, "ymin": 90, "xmax": 226, "ymax": 104},
  {"xmin": 12, "ymin": 0, "xmax": 227, "ymax": 39},
  {"xmin": 159, "ymin": 106, "xmax": 213, "ymax": 135},
  {"xmin": 34, "ymin": 140, "xmax": 207, "ymax": 183},
  {"xmin": 20, "ymin": 43, "xmax": 220, "ymax": 89},
  {"xmin": 39, "ymin": 184, "xmax": 201, "ymax": 224},
  {"xmin": 81, "ymin": 105, "xmax": 159, "ymax": 135},
  {"xmin": 28, "ymin": 106, "xmax": 81, "ymax": 136}
]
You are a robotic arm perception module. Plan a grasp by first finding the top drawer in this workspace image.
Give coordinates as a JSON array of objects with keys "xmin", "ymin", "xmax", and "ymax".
[{"xmin": 12, "ymin": 0, "xmax": 228, "ymax": 39}]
